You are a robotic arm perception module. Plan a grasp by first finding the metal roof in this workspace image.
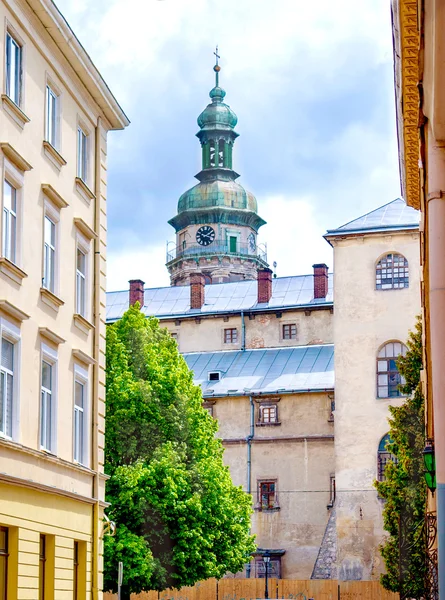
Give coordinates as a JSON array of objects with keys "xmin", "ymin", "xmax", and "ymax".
[
  {"xmin": 106, "ymin": 274, "xmax": 333, "ymax": 322},
  {"xmin": 184, "ymin": 344, "xmax": 334, "ymax": 397},
  {"xmin": 325, "ymin": 198, "xmax": 419, "ymax": 236}
]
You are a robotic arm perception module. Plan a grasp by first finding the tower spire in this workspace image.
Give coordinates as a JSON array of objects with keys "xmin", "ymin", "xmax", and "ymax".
[{"xmin": 213, "ymin": 45, "xmax": 221, "ymax": 87}]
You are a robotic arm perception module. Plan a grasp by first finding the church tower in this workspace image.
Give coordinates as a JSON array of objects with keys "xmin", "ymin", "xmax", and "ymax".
[{"xmin": 166, "ymin": 51, "xmax": 268, "ymax": 286}]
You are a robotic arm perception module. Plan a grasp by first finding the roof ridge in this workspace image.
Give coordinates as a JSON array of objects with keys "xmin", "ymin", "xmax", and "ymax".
[{"xmin": 326, "ymin": 197, "xmax": 405, "ymax": 233}]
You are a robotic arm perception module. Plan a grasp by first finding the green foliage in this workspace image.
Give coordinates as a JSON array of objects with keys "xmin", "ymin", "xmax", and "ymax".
[
  {"xmin": 104, "ymin": 304, "xmax": 255, "ymax": 595},
  {"xmin": 375, "ymin": 317, "xmax": 427, "ymax": 597}
]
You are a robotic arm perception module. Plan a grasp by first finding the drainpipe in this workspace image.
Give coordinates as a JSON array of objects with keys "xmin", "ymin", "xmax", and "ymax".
[
  {"xmin": 427, "ymin": 132, "xmax": 445, "ymax": 594},
  {"xmin": 241, "ymin": 310, "xmax": 246, "ymax": 351},
  {"xmin": 245, "ymin": 395, "xmax": 255, "ymax": 578}
]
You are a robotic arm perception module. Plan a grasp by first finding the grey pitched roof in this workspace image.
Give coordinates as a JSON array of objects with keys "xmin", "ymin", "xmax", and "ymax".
[
  {"xmin": 326, "ymin": 198, "xmax": 419, "ymax": 236},
  {"xmin": 106, "ymin": 274, "xmax": 333, "ymax": 322},
  {"xmin": 184, "ymin": 344, "xmax": 334, "ymax": 397}
]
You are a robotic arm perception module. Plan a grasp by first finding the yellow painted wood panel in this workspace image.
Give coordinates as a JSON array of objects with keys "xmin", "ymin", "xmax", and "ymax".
[
  {"xmin": 219, "ymin": 577, "xmax": 278, "ymax": 600},
  {"xmin": 339, "ymin": 581, "xmax": 398, "ymax": 600},
  {"xmin": 278, "ymin": 579, "xmax": 338, "ymax": 599}
]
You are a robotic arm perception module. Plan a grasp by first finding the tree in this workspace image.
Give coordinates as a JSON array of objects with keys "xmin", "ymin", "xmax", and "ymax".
[
  {"xmin": 104, "ymin": 304, "xmax": 255, "ymax": 596},
  {"xmin": 375, "ymin": 317, "xmax": 427, "ymax": 597}
]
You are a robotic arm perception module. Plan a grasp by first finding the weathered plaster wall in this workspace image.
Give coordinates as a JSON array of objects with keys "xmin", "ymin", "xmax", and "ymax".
[
  {"xmin": 332, "ymin": 230, "xmax": 420, "ymax": 580},
  {"xmin": 215, "ymin": 392, "xmax": 335, "ymax": 579},
  {"xmin": 162, "ymin": 307, "xmax": 333, "ymax": 353}
]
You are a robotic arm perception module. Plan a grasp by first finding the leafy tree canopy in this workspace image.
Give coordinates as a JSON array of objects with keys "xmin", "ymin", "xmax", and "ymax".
[
  {"xmin": 375, "ymin": 317, "xmax": 427, "ymax": 597},
  {"xmin": 104, "ymin": 304, "xmax": 255, "ymax": 596}
]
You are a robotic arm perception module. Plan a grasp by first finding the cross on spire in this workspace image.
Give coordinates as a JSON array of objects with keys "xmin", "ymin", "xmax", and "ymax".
[
  {"xmin": 214, "ymin": 45, "xmax": 220, "ymax": 66},
  {"xmin": 213, "ymin": 46, "xmax": 221, "ymax": 87}
]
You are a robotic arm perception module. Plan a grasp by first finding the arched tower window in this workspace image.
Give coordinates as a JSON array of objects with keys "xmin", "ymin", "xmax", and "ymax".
[
  {"xmin": 218, "ymin": 139, "xmax": 225, "ymax": 167},
  {"xmin": 209, "ymin": 140, "xmax": 216, "ymax": 167},
  {"xmin": 377, "ymin": 434, "xmax": 398, "ymax": 481},
  {"xmin": 377, "ymin": 341, "xmax": 407, "ymax": 398},
  {"xmin": 375, "ymin": 253, "xmax": 409, "ymax": 290}
]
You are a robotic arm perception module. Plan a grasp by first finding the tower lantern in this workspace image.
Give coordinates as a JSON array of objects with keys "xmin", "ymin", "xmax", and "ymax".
[{"xmin": 166, "ymin": 50, "xmax": 268, "ymax": 286}]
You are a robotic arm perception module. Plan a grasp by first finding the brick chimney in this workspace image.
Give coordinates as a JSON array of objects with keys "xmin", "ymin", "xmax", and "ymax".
[
  {"xmin": 129, "ymin": 279, "xmax": 145, "ymax": 307},
  {"xmin": 313, "ymin": 264, "xmax": 329, "ymax": 299},
  {"xmin": 190, "ymin": 273, "xmax": 205, "ymax": 309},
  {"xmin": 257, "ymin": 268, "xmax": 273, "ymax": 304}
]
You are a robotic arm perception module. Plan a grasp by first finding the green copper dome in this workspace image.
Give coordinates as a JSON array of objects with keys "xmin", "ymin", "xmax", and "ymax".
[
  {"xmin": 178, "ymin": 180, "xmax": 257, "ymax": 213},
  {"xmin": 197, "ymin": 86, "xmax": 238, "ymax": 131}
]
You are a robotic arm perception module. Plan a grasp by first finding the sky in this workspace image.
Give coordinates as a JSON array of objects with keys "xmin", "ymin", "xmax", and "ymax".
[{"xmin": 56, "ymin": 0, "xmax": 401, "ymax": 291}]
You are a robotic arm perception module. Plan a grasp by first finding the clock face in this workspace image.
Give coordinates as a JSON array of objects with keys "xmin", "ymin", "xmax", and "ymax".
[
  {"xmin": 248, "ymin": 233, "xmax": 256, "ymax": 252},
  {"xmin": 196, "ymin": 226, "xmax": 216, "ymax": 246}
]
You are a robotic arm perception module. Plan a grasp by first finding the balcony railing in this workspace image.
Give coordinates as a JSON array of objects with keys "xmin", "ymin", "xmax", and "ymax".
[{"xmin": 166, "ymin": 240, "xmax": 267, "ymax": 264}]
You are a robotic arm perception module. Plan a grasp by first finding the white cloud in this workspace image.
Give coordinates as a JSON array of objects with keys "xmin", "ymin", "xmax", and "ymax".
[{"xmin": 107, "ymin": 244, "xmax": 170, "ymax": 291}]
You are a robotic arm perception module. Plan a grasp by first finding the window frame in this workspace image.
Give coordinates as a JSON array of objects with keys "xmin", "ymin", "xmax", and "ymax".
[
  {"xmin": 282, "ymin": 323, "xmax": 297, "ymax": 340},
  {"xmin": 258, "ymin": 403, "xmax": 279, "ymax": 425},
  {"xmin": 40, "ymin": 343, "xmax": 57, "ymax": 454},
  {"xmin": 77, "ymin": 125, "xmax": 88, "ymax": 183},
  {"xmin": 224, "ymin": 327, "xmax": 238, "ymax": 344},
  {"xmin": 257, "ymin": 479, "xmax": 279, "ymax": 511},
  {"xmin": 73, "ymin": 364, "xmax": 89, "ymax": 466},
  {"xmin": 377, "ymin": 433, "xmax": 398, "ymax": 482},
  {"xmin": 75, "ymin": 233, "xmax": 90, "ymax": 319},
  {"xmin": 377, "ymin": 341, "xmax": 407, "ymax": 399},
  {"xmin": 375, "ymin": 252, "xmax": 409, "ymax": 290},
  {"xmin": 2, "ymin": 159, "xmax": 24, "ymax": 268},
  {"xmin": 39, "ymin": 534, "xmax": 46, "ymax": 600},
  {"xmin": 5, "ymin": 30, "xmax": 22, "ymax": 106},
  {"xmin": 45, "ymin": 82, "xmax": 60, "ymax": 151},
  {"xmin": 42, "ymin": 201, "xmax": 60, "ymax": 296},
  {"xmin": 254, "ymin": 554, "xmax": 282, "ymax": 579},
  {"xmin": 0, "ymin": 318, "xmax": 20, "ymax": 442}
]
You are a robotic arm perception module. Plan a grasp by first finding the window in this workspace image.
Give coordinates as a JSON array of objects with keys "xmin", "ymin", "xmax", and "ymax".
[
  {"xmin": 5, "ymin": 32, "xmax": 21, "ymax": 105},
  {"xmin": 76, "ymin": 248, "xmax": 86, "ymax": 316},
  {"xmin": 73, "ymin": 379, "xmax": 85, "ymax": 464},
  {"xmin": 377, "ymin": 341, "xmax": 407, "ymax": 398},
  {"xmin": 229, "ymin": 236, "xmax": 237, "ymax": 253},
  {"xmin": 170, "ymin": 332, "xmax": 178, "ymax": 341},
  {"xmin": 377, "ymin": 434, "xmax": 398, "ymax": 482},
  {"xmin": 282, "ymin": 323, "xmax": 297, "ymax": 340},
  {"xmin": 224, "ymin": 328, "xmax": 237, "ymax": 344},
  {"xmin": 39, "ymin": 535, "xmax": 46, "ymax": 600},
  {"xmin": 257, "ymin": 480, "xmax": 278, "ymax": 511},
  {"xmin": 0, "ymin": 527, "xmax": 7, "ymax": 600},
  {"xmin": 254, "ymin": 554, "xmax": 282, "ymax": 579},
  {"xmin": 376, "ymin": 253, "xmax": 409, "ymax": 290},
  {"xmin": 77, "ymin": 127, "xmax": 87, "ymax": 181},
  {"xmin": 43, "ymin": 215, "xmax": 56, "ymax": 293},
  {"xmin": 40, "ymin": 347, "xmax": 58, "ymax": 454},
  {"xmin": 45, "ymin": 85, "xmax": 58, "ymax": 148},
  {"xmin": 0, "ymin": 337, "xmax": 14, "ymax": 438},
  {"xmin": 258, "ymin": 404, "xmax": 278, "ymax": 425},
  {"xmin": 2, "ymin": 180, "xmax": 17, "ymax": 262},
  {"xmin": 208, "ymin": 371, "xmax": 221, "ymax": 382}
]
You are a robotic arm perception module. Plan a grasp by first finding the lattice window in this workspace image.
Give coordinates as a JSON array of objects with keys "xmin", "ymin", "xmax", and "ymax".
[
  {"xmin": 259, "ymin": 404, "xmax": 278, "ymax": 424},
  {"xmin": 224, "ymin": 328, "xmax": 237, "ymax": 344},
  {"xmin": 254, "ymin": 555, "xmax": 282, "ymax": 579},
  {"xmin": 377, "ymin": 341, "xmax": 407, "ymax": 398},
  {"xmin": 376, "ymin": 253, "xmax": 409, "ymax": 290},
  {"xmin": 258, "ymin": 480, "xmax": 278, "ymax": 510},
  {"xmin": 282, "ymin": 324, "xmax": 297, "ymax": 340},
  {"xmin": 377, "ymin": 434, "xmax": 398, "ymax": 481}
]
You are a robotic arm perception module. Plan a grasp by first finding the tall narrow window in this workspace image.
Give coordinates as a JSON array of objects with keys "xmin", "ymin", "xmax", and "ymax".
[
  {"xmin": 2, "ymin": 180, "xmax": 17, "ymax": 262},
  {"xmin": 5, "ymin": 33, "xmax": 21, "ymax": 105},
  {"xmin": 76, "ymin": 249, "xmax": 86, "ymax": 316},
  {"xmin": 73, "ymin": 380, "xmax": 85, "ymax": 464},
  {"xmin": 0, "ymin": 338, "xmax": 14, "ymax": 438},
  {"xmin": 39, "ymin": 535, "xmax": 46, "ymax": 600},
  {"xmin": 377, "ymin": 342, "xmax": 407, "ymax": 398},
  {"xmin": 258, "ymin": 480, "xmax": 278, "ymax": 511},
  {"xmin": 377, "ymin": 434, "xmax": 398, "ymax": 482},
  {"xmin": 0, "ymin": 527, "xmax": 8, "ymax": 600},
  {"xmin": 40, "ymin": 360, "xmax": 53, "ymax": 451},
  {"xmin": 43, "ymin": 216, "xmax": 56, "ymax": 293},
  {"xmin": 77, "ymin": 127, "xmax": 87, "ymax": 181},
  {"xmin": 45, "ymin": 86, "xmax": 58, "ymax": 148}
]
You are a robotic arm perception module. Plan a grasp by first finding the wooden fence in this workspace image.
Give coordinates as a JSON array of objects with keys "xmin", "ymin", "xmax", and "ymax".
[{"xmin": 104, "ymin": 579, "xmax": 399, "ymax": 600}]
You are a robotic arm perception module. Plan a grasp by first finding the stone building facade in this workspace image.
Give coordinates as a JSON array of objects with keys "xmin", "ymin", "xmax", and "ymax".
[{"xmin": 0, "ymin": 1, "xmax": 128, "ymax": 598}]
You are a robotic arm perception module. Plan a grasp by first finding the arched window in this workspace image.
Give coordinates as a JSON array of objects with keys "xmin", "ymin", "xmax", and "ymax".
[
  {"xmin": 209, "ymin": 140, "xmax": 216, "ymax": 167},
  {"xmin": 377, "ymin": 434, "xmax": 398, "ymax": 481},
  {"xmin": 375, "ymin": 253, "xmax": 409, "ymax": 290},
  {"xmin": 377, "ymin": 341, "xmax": 407, "ymax": 398}
]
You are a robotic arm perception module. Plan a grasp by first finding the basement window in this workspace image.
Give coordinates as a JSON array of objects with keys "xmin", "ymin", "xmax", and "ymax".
[{"xmin": 208, "ymin": 371, "xmax": 221, "ymax": 382}]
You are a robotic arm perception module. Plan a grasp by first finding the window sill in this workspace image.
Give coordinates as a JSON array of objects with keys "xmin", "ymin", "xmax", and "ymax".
[
  {"xmin": 254, "ymin": 506, "xmax": 281, "ymax": 512},
  {"xmin": 40, "ymin": 287, "xmax": 64, "ymax": 311},
  {"xmin": 256, "ymin": 422, "xmax": 281, "ymax": 427},
  {"xmin": 75, "ymin": 177, "xmax": 95, "ymax": 204},
  {"xmin": 73, "ymin": 313, "xmax": 94, "ymax": 335},
  {"xmin": 0, "ymin": 257, "xmax": 27, "ymax": 285},
  {"xmin": 43, "ymin": 141, "xmax": 67, "ymax": 170},
  {"xmin": 1, "ymin": 94, "xmax": 30, "ymax": 128}
]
